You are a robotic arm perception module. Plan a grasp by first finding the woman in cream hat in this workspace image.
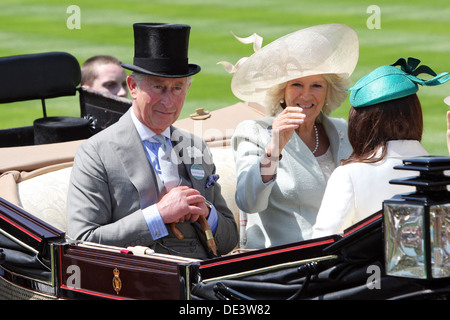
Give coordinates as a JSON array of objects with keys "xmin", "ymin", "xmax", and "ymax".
[
  {"xmin": 224, "ymin": 24, "xmax": 358, "ymax": 248},
  {"xmin": 313, "ymin": 57, "xmax": 450, "ymax": 238}
]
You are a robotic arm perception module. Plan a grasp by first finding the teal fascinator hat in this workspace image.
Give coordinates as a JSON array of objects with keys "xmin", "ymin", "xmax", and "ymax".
[{"xmin": 349, "ymin": 57, "xmax": 450, "ymax": 108}]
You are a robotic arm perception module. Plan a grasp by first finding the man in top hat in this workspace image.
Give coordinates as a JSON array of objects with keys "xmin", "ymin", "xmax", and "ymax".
[{"xmin": 67, "ymin": 23, "xmax": 238, "ymax": 259}]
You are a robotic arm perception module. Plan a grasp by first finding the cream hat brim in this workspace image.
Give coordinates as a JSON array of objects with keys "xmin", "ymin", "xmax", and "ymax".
[
  {"xmin": 230, "ymin": 24, "xmax": 359, "ymax": 104},
  {"xmin": 445, "ymin": 96, "xmax": 450, "ymax": 106}
]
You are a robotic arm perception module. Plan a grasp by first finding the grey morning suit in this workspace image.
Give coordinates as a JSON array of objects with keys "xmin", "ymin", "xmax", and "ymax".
[{"xmin": 67, "ymin": 110, "xmax": 238, "ymax": 259}]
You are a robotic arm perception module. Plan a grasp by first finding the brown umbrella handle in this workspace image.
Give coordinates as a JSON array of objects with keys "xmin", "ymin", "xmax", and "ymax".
[
  {"xmin": 170, "ymin": 222, "xmax": 184, "ymax": 240},
  {"xmin": 198, "ymin": 216, "xmax": 218, "ymax": 256},
  {"xmin": 170, "ymin": 217, "xmax": 218, "ymax": 256}
]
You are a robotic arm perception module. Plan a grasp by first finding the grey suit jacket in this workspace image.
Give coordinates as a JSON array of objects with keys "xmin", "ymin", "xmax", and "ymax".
[{"xmin": 67, "ymin": 110, "xmax": 238, "ymax": 259}]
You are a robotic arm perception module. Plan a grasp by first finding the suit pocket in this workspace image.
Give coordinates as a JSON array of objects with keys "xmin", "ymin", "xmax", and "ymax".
[{"xmin": 156, "ymin": 237, "xmax": 206, "ymax": 258}]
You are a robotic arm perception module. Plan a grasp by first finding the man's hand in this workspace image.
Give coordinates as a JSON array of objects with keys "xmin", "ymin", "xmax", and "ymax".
[{"xmin": 157, "ymin": 186, "xmax": 208, "ymax": 223}]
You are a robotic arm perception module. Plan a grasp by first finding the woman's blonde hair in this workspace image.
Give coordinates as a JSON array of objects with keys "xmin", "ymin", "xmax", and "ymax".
[{"xmin": 263, "ymin": 74, "xmax": 351, "ymax": 117}]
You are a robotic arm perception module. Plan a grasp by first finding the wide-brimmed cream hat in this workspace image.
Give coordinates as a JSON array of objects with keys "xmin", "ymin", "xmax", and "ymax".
[{"xmin": 220, "ymin": 24, "xmax": 359, "ymax": 105}]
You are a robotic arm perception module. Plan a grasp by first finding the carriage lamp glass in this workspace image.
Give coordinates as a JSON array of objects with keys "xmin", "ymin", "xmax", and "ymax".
[{"xmin": 383, "ymin": 156, "xmax": 450, "ymax": 280}]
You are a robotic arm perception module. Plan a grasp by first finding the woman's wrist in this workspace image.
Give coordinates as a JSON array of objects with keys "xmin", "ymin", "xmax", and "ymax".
[
  {"xmin": 260, "ymin": 148, "xmax": 282, "ymax": 183},
  {"xmin": 265, "ymin": 149, "xmax": 282, "ymax": 161},
  {"xmin": 265, "ymin": 141, "xmax": 282, "ymax": 160}
]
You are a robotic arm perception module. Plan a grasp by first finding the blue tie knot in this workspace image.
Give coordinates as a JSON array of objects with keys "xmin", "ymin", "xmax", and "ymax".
[{"xmin": 154, "ymin": 134, "xmax": 171, "ymax": 158}]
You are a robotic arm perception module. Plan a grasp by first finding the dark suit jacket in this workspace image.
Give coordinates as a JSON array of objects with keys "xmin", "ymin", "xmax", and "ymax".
[{"xmin": 66, "ymin": 110, "xmax": 238, "ymax": 259}]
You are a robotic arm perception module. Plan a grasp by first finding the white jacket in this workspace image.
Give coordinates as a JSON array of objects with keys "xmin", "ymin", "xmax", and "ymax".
[{"xmin": 312, "ymin": 140, "xmax": 429, "ymax": 238}]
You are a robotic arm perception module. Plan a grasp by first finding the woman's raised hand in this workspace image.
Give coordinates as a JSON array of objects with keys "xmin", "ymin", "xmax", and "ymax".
[{"xmin": 267, "ymin": 106, "xmax": 305, "ymax": 156}]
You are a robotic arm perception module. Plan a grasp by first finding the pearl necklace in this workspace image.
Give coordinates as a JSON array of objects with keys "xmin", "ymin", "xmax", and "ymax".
[{"xmin": 312, "ymin": 124, "xmax": 319, "ymax": 155}]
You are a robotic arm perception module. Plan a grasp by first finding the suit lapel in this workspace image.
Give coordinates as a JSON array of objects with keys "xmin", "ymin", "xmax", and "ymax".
[
  {"xmin": 111, "ymin": 110, "xmax": 164, "ymax": 207},
  {"xmin": 321, "ymin": 116, "xmax": 346, "ymax": 167},
  {"xmin": 110, "ymin": 116, "xmax": 209, "ymax": 208},
  {"xmin": 170, "ymin": 126, "xmax": 206, "ymax": 196}
]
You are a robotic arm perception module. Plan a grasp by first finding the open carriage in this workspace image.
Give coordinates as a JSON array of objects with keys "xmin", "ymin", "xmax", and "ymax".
[{"xmin": 0, "ymin": 52, "xmax": 449, "ymax": 301}]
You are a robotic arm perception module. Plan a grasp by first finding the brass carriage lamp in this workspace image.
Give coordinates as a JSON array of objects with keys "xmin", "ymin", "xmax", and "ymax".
[{"xmin": 383, "ymin": 156, "xmax": 450, "ymax": 280}]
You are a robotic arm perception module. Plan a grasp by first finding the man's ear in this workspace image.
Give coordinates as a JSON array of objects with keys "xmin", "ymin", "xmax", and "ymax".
[{"xmin": 127, "ymin": 75, "xmax": 138, "ymax": 99}]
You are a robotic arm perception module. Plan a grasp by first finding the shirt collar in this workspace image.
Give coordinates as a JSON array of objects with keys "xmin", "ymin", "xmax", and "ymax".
[{"xmin": 130, "ymin": 108, "xmax": 171, "ymax": 142}]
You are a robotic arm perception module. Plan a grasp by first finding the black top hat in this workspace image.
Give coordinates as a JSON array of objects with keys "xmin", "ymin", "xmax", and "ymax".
[{"xmin": 121, "ymin": 23, "xmax": 201, "ymax": 78}]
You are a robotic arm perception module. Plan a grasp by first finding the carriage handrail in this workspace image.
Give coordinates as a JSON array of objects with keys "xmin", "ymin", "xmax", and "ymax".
[{"xmin": 201, "ymin": 254, "xmax": 338, "ymax": 284}]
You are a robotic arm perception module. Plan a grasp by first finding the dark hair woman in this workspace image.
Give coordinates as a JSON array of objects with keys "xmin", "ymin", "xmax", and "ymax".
[{"xmin": 343, "ymin": 93, "xmax": 423, "ymax": 165}]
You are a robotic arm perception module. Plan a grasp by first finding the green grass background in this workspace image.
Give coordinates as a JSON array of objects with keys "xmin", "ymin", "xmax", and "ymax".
[{"xmin": 1, "ymin": 0, "xmax": 450, "ymax": 155}]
